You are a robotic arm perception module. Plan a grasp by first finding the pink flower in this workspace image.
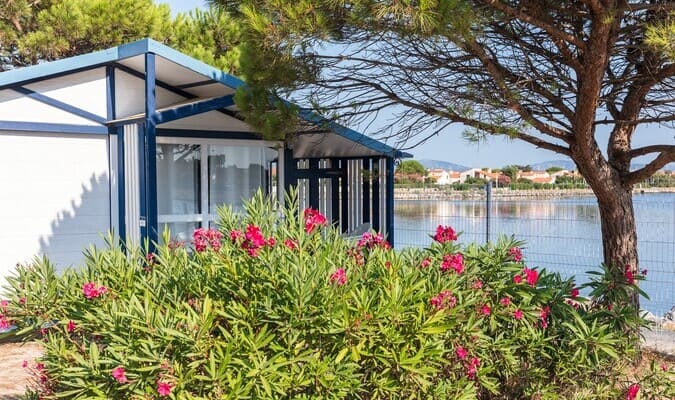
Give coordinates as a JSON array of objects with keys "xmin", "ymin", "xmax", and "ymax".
[
  {"xmin": 660, "ymin": 362, "xmax": 668, "ymax": 372},
  {"xmin": 111, "ymin": 366, "xmax": 128, "ymax": 384},
  {"xmin": 440, "ymin": 253, "xmax": 464, "ymax": 274},
  {"xmin": 466, "ymin": 357, "xmax": 480, "ymax": 379},
  {"xmin": 22, "ymin": 360, "xmax": 27, "ymax": 368},
  {"xmin": 513, "ymin": 309, "xmax": 523, "ymax": 320},
  {"xmin": 430, "ymin": 290, "xmax": 457, "ymax": 310},
  {"xmin": 500, "ymin": 297, "xmax": 511, "ymax": 306},
  {"xmin": 624, "ymin": 265, "xmax": 635, "ymax": 285},
  {"xmin": 0, "ymin": 300, "xmax": 8, "ymax": 311},
  {"xmin": 304, "ymin": 208, "xmax": 328, "ymax": 233},
  {"xmin": 229, "ymin": 230, "xmax": 243, "ymax": 243},
  {"xmin": 455, "ymin": 346, "xmax": 468, "ymax": 360},
  {"xmin": 283, "ymin": 239, "xmax": 298, "ymax": 250},
  {"xmin": 157, "ymin": 381, "xmax": 173, "ymax": 397},
  {"xmin": 625, "ymin": 383, "xmax": 639, "ymax": 400},
  {"xmin": 480, "ymin": 304, "xmax": 491, "ymax": 316},
  {"xmin": 357, "ymin": 232, "xmax": 390, "ymax": 250},
  {"xmin": 523, "ymin": 267, "xmax": 538, "ymax": 287},
  {"xmin": 433, "ymin": 225, "xmax": 457, "ymax": 243},
  {"xmin": 420, "ymin": 258, "xmax": 431, "ymax": 269},
  {"xmin": 330, "ymin": 268, "xmax": 347, "ymax": 286},
  {"xmin": 267, "ymin": 237, "xmax": 276, "ymax": 247},
  {"xmin": 472, "ymin": 280, "xmax": 483, "ymax": 289},
  {"xmin": 508, "ymin": 247, "xmax": 522, "ymax": 262},
  {"xmin": 82, "ymin": 282, "xmax": 107, "ymax": 299},
  {"xmin": 193, "ymin": 228, "xmax": 223, "ymax": 252},
  {"xmin": 571, "ymin": 288, "xmax": 580, "ymax": 298},
  {"xmin": 0, "ymin": 315, "xmax": 12, "ymax": 330},
  {"xmin": 513, "ymin": 275, "xmax": 523, "ymax": 284},
  {"xmin": 18, "ymin": 297, "xmax": 26, "ymax": 305},
  {"xmin": 540, "ymin": 306, "xmax": 551, "ymax": 329},
  {"xmin": 66, "ymin": 320, "xmax": 75, "ymax": 333}
]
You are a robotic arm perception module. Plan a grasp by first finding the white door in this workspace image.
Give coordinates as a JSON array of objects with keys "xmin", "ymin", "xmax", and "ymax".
[{"xmin": 0, "ymin": 131, "xmax": 111, "ymax": 281}]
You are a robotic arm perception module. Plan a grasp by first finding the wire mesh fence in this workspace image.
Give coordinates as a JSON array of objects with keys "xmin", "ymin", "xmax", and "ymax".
[{"xmin": 394, "ymin": 186, "xmax": 675, "ymax": 318}]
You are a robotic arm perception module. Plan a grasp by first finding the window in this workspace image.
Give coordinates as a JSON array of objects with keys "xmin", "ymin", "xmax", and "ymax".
[{"xmin": 156, "ymin": 137, "xmax": 280, "ymax": 241}]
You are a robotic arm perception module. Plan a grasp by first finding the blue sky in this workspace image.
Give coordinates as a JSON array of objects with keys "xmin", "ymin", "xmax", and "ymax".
[{"xmin": 157, "ymin": 0, "xmax": 673, "ymax": 168}]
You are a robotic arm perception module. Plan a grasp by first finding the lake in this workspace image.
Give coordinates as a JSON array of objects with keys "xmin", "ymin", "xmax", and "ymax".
[{"xmin": 394, "ymin": 192, "xmax": 675, "ymax": 316}]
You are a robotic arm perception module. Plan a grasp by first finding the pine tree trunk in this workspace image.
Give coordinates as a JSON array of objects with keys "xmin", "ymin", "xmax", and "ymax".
[{"xmin": 595, "ymin": 182, "xmax": 640, "ymax": 307}]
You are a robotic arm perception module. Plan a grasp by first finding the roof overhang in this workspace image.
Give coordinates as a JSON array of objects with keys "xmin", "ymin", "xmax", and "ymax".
[{"xmin": 0, "ymin": 38, "xmax": 411, "ymax": 159}]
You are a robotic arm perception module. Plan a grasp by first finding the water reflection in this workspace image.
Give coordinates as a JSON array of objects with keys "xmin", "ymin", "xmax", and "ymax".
[{"xmin": 394, "ymin": 193, "xmax": 675, "ymax": 316}]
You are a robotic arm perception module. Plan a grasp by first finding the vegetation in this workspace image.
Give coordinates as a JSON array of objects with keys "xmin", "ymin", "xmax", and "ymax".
[
  {"xmin": 212, "ymin": 0, "xmax": 675, "ymax": 301},
  {"xmin": 396, "ymin": 160, "xmax": 427, "ymax": 176},
  {"xmin": 3, "ymin": 193, "xmax": 673, "ymax": 399}
]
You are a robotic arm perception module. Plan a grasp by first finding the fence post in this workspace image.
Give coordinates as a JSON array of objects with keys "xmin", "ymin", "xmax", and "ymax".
[{"xmin": 485, "ymin": 183, "xmax": 491, "ymax": 243}]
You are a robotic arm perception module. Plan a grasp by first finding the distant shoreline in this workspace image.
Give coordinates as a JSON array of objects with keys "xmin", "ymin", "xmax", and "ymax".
[{"xmin": 394, "ymin": 187, "xmax": 675, "ymax": 200}]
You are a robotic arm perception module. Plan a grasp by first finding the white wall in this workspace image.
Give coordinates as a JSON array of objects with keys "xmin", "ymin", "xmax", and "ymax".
[{"xmin": 0, "ymin": 131, "xmax": 111, "ymax": 282}]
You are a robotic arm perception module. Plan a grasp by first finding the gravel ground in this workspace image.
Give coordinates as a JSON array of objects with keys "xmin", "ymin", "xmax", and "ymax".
[{"xmin": 0, "ymin": 342, "xmax": 43, "ymax": 399}]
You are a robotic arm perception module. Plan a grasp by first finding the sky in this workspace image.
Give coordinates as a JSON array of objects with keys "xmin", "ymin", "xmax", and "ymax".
[{"xmin": 157, "ymin": 0, "xmax": 674, "ymax": 169}]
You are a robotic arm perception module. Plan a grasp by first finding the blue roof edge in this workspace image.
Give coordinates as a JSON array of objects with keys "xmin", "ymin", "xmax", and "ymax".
[{"xmin": 0, "ymin": 38, "xmax": 411, "ymax": 158}]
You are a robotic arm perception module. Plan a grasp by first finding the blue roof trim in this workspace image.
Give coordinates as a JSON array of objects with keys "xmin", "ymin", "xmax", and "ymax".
[
  {"xmin": 297, "ymin": 108, "xmax": 411, "ymax": 158},
  {"xmin": 0, "ymin": 38, "xmax": 411, "ymax": 158}
]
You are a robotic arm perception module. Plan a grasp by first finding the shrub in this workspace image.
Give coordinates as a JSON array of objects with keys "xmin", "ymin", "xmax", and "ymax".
[{"xmin": 3, "ymin": 192, "xmax": 673, "ymax": 399}]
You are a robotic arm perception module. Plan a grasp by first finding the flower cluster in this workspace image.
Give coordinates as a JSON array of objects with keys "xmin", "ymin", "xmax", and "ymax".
[
  {"xmin": 465, "ymin": 357, "xmax": 481, "ymax": 379},
  {"xmin": 420, "ymin": 257, "xmax": 431, "ymax": 269},
  {"xmin": 111, "ymin": 367, "xmax": 128, "ymax": 384},
  {"xmin": 82, "ymin": 282, "xmax": 107, "ymax": 299},
  {"xmin": 157, "ymin": 380, "xmax": 173, "ymax": 397},
  {"xmin": 284, "ymin": 238, "xmax": 298, "ymax": 250},
  {"xmin": 430, "ymin": 290, "xmax": 457, "ymax": 310},
  {"xmin": 513, "ymin": 267, "xmax": 538, "ymax": 287},
  {"xmin": 624, "ymin": 264, "xmax": 635, "ymax": 285},
  {"xmin": 440, "ymin": 253, "xmax": 464, "ymax": 274},
  {"xmin": 625, "ymin": 383, "xmax": 639, "ymax": 400},
  {"xmin": 230, "ymin": 225, "xmax": 275, "ymax": 257},
  {"xmin": 433, "ymin": 225, "xmax": 457, "ymax": 243},
  {"xmin": 304, "ymin": 208, "xmax": 328, "ymax": 233},
  {"xmin": 508, "ymin": 247, "xmax": 523, "ymax": 262},
  {"xmin": 330, "ymin": 268, "xmax": 347, "ymax": 286},
  {"xmin": 357, "ymin": 232, "xmax": 391, "ymax": 250},
  {"xmin": 193, "ymin": 228, "xmax": 223, "ymax": 252},
  {"xmin": 539, "ymin": 305, "xmax": 551, "ymax": 329}
]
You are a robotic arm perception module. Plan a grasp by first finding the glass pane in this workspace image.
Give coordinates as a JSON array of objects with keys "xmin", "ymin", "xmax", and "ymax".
[
  {"xmin": 208, "ymin": 146, "xmax": 278, "ymax": 213},
  {"xmin": 156, "ymin": 144, "xmax": 201, "ymax": 215},
  {"xmin": 160, "ymin": 222, "xmax": 200, "ymax": 244}
]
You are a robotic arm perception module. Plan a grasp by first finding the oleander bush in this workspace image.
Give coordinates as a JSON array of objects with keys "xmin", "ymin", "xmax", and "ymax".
[{"xmin": 3, "ymin": 192, "xmax": 673, "ymax": 399}]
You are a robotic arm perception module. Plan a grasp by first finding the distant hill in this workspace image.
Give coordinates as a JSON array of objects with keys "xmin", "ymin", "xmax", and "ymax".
[
  {"xmin": 419, "ymin": 159, "xmax": 471, "ymax": 172},
  {"xmin": 530, "ymin": 160, "xmax": 577, "ymax": 171}
]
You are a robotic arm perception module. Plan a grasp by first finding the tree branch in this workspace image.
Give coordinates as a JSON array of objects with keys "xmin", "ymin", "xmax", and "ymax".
[
  {"xmin": 624, "ymin": 148, "xmax": 675, "ymax": 185},
  {"xmin": 628, "ymin": 144, "xmax": 675, "ymax": 159},
  {"xmin": 484, "ymin": 0, "xmax": 587, "ymax": 49}
]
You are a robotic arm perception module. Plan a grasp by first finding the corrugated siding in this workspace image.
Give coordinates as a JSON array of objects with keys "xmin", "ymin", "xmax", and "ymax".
[{"xmin": 123, "ymin": 124, "xmax": 141, "ymax": 245}]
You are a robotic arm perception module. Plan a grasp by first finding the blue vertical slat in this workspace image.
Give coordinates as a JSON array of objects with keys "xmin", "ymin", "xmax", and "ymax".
[
  {"xmin": 107, "ymin": 65, "xmax": 126, "ymax": 244},
  {"xmin": 145, "ymin": 53, "xmax": 158, "ymax": 247},
  {"xmin": 308, "ymin": 159, "xmax": 319, "ymax": 209},
  {"xmin": 372, "ymin": 159, "xmax": 380, "ymax": 232},
  {"xmin": 340, "ymin": 159, "xmax": 349, "ymax": 233},
  {"xmin": 386, "ymin": 157, "xmax": 395, "ymax": 246}
]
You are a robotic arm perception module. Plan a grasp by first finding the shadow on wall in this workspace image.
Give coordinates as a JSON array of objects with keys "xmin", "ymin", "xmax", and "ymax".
[{"xmin": 36, "ymin": 172, "xmax": 112, "ymax": 274}]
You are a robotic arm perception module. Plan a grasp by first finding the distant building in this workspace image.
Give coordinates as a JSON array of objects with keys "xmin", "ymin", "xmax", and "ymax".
[
  {"xmin": 427, "ymin": 168, "xmax": 451, "ymax": 185},
  {"xmin": 517, "ymin": 170, "xmax": 555, "ymax": 184}
]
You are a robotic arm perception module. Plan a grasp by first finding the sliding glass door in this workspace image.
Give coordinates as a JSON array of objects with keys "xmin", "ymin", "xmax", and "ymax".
[{"xmin": 156, "ymin": 137, "xmax": 280, "ymax": 241}]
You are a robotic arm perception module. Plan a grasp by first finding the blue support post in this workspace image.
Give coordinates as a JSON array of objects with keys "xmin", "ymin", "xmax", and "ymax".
[
  {"xmin": 308, "ymin": 159, "xmax": 320, "ymax": 209},
  {"xmin": 283, "ymin": 147, "xmax": 296, "ymax": 194},
  {"xmin": 340, "ymin": 159, "xmax": 349, "ymax": 233},
  {"xmin": 144, "ymin": 53, "xmax": 158, "ymax": 248},
  {"xmin": 372, "ymin": 159, "xmax": 380, "ymax": 232},
  {"xmin": 385, "ymin": 157, "xmax": 395, "ymax": 247}
]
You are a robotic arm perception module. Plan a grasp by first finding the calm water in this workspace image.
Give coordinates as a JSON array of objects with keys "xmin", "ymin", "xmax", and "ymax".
[{"xmin": 394, "ymin": 193, "xmax": 675, "ymax": 316}]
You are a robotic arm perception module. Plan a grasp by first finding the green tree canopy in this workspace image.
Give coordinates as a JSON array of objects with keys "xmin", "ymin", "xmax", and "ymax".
[
  {"xmin": 214, "ymin": 0, "xmax": 675, "ymax": 300},
  {"xmin": 0, "ymin": 0, "xmax": 174, "ymax": 70},
  {"xmin": 396, "ymin": 160, "xmax": 427, "ymax": 175}
]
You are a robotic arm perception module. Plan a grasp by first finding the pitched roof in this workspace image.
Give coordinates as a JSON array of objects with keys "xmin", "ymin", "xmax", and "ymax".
[{"xmin": 0, "ymin": 38, "xmax": 410, "ymax": 159}]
